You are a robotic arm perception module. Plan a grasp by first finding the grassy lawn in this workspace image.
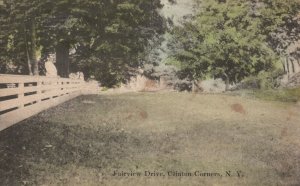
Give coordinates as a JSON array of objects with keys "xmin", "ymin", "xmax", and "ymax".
[
  {"xmin": 0, "ymin": 92, "xmax": 300, "ymax": 186},
  {"xmin": 229, "ymin": 87, "xmax": 300, "ymax": 103}
]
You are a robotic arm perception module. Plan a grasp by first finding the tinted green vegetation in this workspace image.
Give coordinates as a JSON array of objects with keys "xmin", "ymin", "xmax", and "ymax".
[
  {"xmin": 1, "ymin": 0, "xmax": 300, "ymax": 88},
  {"xmin": 254, "ymin": 88, "xmax": 300, "ymax": 102},
  {"xmin": 0, "ymin": 0, "xmax": 165, "ymax": 86},
  {"xmin": 168, "ymin": 0, "xmax": 300, "ymax": 89}
]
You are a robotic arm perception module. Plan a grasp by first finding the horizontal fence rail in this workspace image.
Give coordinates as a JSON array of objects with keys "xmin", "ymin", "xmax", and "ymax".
[{"xmin": 0, "ymin": 74, "xmax": 84, "ymax": 131}]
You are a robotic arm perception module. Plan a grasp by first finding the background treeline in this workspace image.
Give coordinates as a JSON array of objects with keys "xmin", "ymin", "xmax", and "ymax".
[
  {"xmin": 167, "ymin": 0, "xmax": 300, "ymax": 90},
  {"xmin": 1, "ymin": 0, "xmax": 300, "ymax": 90},
  {"xmin": 0, "ymin": 0, "xmax": 165, "ymax": 87}
]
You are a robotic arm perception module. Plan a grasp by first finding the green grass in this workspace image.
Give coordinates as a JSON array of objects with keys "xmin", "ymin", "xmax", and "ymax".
[
  {"xmin": 254, "ymin": 88, "xmax": 300, "ymax": 102},
  {"xmin": 0, "ymin": 93, "xmax": 300, "ymax": 186},
  {"xmin": 253, "ymin": 87, "xmax": 300, "ymax": 102},
  {"xmin": 230, "ymin": 87, "xmax": 300, "ymax": 103}
]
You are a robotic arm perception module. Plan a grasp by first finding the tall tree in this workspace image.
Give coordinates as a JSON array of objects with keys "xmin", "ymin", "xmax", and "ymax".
[
  {"xmin": 0, "ymin": 0, "xmax": 54, "ymax": 75},
  {"xmin": 0, "ymin": 0, "xmax": 166, "ymax": 83},
  {"xmin": 168, "ymin": 0, "xmax": 299, "ymax": 90},
  {"xmin": 258, "ymin": 0, "xmax": 300, "ymax": 76},
  {"xmin": 73, "ymin": 0, "xmax": 166, "ymax": 86}
]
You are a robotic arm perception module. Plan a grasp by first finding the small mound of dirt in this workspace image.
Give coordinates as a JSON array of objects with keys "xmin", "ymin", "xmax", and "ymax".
[
  {"xmin": 140, "ymin": 111, "xmax": 148, "ymax": 119},
  {"xmin": 231, "ymin": 103, "xmax": 246, "ymax": 114}
]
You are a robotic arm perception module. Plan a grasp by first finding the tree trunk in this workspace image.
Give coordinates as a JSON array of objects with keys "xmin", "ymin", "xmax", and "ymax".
[
  {"xmin": 286, "ymin": 56, "xmax": 290, "ymax": 79},
  {"xmin": 192, "ymin": 80, "xmax": 196, "ymax": 92},
  {"xmin": 225, "ymin": 78, "xmax": 230, "ymax": 91},
  {"xmin": 192, "ymin": 80, "xmax": 201, "ymax": 92},
  {"xmin": 291, "ymin": 59, "xmax": 295, "ymax": 74},
  {"xmin": 24, "ymin": 22, "xmax": 33, "ymax": 75},
  {"xmin": 234, "ymin": 73, "xmax": 238, "ymax": 84},
  {"xmin": 224, "ymin": 73, "xmax": 230, "ymax": 91},
  {"xmin": 26, "ymin": 46, "xmax": 33, "ymax": 75},
  {"xmin": 30, "ymin": 20, "xmax": 38, "ymax": 76},
  {"xmin": 56, "ymin": 41, "xmax": 70, "ymax": 78},
  {"xmin": 282, "ymin": 61, "xmax": 286, "ymax": 73}
]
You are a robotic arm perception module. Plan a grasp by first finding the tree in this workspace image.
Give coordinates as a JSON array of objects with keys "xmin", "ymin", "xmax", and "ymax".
[
  {"xmin": 168, "ymin": 0, "xmax": 295, "ymax": 90},
  {"xmin": 0, "ymin": 0, "xmax": 55, "ymax": 75},
  {"xmin": 73, "ymin": 0, "xmax": 166, "ymax": 86},
  {"xmin": 0, "ymin": 0, "xmax": 166, "ymax": 84},
  {"xmin": 0, "ymin": 3, "xmax": 9, "ymax": 73},
  {"xmin": 258, "ymin": 0, "xmax": 300, "ymax": 76}
]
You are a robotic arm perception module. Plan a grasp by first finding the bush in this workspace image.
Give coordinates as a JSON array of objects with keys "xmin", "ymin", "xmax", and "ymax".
[
  {"xmin": 237, "ymin": 70, "xmax": 284, "ymax": 90},
  {"xmin": 101, "ymin": 87, "xmax": 109, "ymax": 91},
  {"xmin": 174, "ymin": 79, "xmax": 192, "ymax": 91}
]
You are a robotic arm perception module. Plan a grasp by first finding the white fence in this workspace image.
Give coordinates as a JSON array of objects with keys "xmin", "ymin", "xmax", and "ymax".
[{"xmin": 0, "ymin": 74, "xmax": 84, "ymax": 131}]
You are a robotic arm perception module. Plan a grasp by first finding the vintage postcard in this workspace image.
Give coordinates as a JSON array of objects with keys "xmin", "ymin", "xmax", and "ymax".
[{"xmin": 0, "ymin": 0, "xmax": 300, "ymax": 185}]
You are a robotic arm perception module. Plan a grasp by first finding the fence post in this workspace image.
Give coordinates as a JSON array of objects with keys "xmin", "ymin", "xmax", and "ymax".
[
  {"xmin": 36, "ymin": 79, "xmax": 42, "ymax": 103},
  {"xmin": 18, "ymin": 82, "xmax": 24, "ymax": 108}
]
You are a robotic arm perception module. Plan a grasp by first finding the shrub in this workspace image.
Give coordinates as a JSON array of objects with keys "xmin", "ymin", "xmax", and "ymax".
[
  {"xmin": 237, "ymin": 70, "xmax": 284, "ymax": 90},
  {"xmin": 174, "ymin": 79, "xmax": 192, "ymax": 91},
  {"xmin": 101, "ymin": 87, "xmax": 109, "ymax": 91}
]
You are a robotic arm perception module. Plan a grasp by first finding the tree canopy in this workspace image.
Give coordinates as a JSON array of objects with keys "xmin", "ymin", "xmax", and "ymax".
[
  {"xmin": 168, "ymin": 0, "xmax": 300, "ymax": 89},
  {"xmin": 1, "ymin": 0, "xmax": 300, "ymax": 89},
  {"xmin": 0, "ymin": 0, "xmax": 166, "ymax": 86}
]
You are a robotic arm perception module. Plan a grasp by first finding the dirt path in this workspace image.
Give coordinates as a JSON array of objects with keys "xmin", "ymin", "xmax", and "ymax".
[{"xmin": 0, "ymin": 93, "xmax": 299, "ymax": 186}]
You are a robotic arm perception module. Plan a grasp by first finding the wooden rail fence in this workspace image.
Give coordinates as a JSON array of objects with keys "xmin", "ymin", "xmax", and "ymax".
[{"xmin": 0, "ymin": 74, "xmax": 84, "ymax": 131}]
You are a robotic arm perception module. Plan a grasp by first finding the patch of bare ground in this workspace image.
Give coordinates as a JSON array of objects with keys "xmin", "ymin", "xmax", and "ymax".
[{"xmin": 0, "ymin": 93, "xmax": 300, "ymax": 185}]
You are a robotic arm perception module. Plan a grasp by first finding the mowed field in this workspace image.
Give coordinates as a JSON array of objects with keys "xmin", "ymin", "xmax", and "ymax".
[{"xmin": 0, "ymin": 92, "xmax": 300, "ymax": 186}]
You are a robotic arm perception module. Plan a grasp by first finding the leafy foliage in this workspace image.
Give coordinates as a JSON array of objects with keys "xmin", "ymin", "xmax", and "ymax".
[
  {"xmin": 0, "ymin": 0, "xmax": 166, "ymax": 86},
  {"xmin": 168, "ymin": 0, "xmax": 300, "ymax": 89},
  {"xmin": 73, "ymin": 0, "xmax": 166, "ymax": 86},
  {"xmin": 259, "ymin": 0, "xmax": 300, "ymax": 54}
]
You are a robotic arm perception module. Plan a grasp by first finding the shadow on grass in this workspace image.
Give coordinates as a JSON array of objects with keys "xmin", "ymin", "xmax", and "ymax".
[
  {"xmin": 0, "ymin": 116, "xmax": 180, "ymax": 185},
  {"xmin": 0, "ymin": 117, "xmax": 131, "ymax": 185}
]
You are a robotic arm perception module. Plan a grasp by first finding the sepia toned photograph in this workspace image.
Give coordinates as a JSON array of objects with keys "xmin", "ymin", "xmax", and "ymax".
[{"xmin": 0, "ymin": 0, "xmax": 300, "ymax": 185}]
